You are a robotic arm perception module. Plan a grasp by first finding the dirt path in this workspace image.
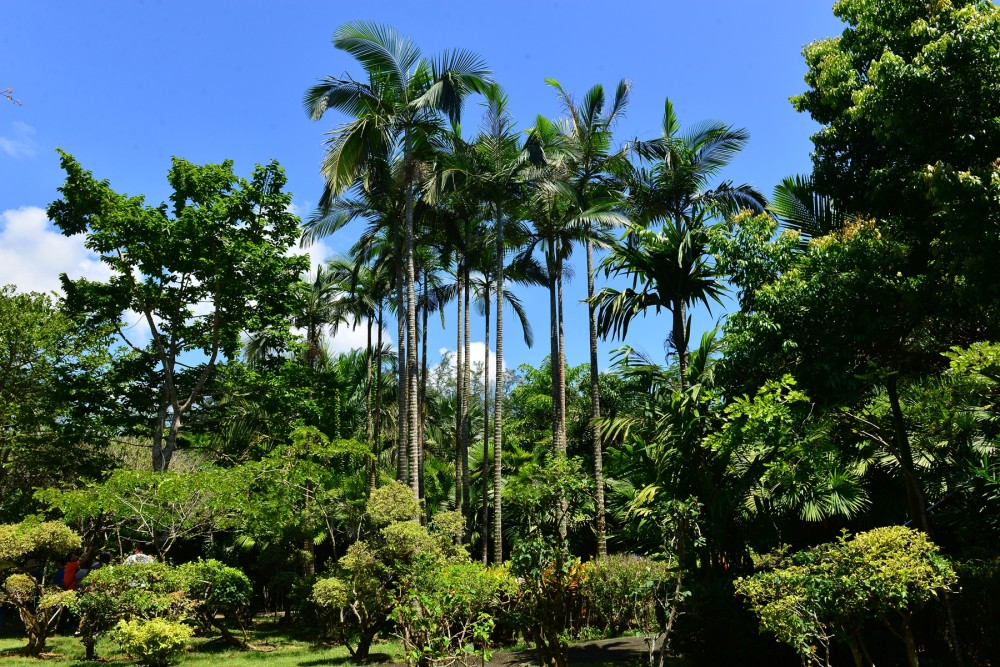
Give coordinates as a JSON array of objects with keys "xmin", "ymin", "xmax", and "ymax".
[
  {"xmin": 484, "ymin": 635, "xmax": 649, "ymax": 666},
  {"xmin": 365, "ymin": 635, "xmax": 650, "ymax": 667}
]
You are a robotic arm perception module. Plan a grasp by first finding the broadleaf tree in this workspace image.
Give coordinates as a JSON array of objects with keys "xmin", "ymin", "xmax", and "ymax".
[{"xmin": 48, "ymin": 151, "xmax": 307, "ymax": 471}]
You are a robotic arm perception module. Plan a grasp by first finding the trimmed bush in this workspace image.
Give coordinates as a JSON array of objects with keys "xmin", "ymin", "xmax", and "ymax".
[
  {"xmin": 73, "ymin": 561, "xmax": 190, "ymax": 660},
  {"xmin": 0, "ymin": 520, "xmax": 81, "ymax": 655},
  {"xmin": 178, "ymin": 558, "xmax": 252, "ymax": 645},
  {"xmin": 112, "ymin": 617, "xmax": 193, "ymax": 667}
]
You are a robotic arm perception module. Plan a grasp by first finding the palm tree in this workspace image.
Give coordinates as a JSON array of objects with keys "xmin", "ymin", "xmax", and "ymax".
[
  {"xmin": 431, "ymin": 84, "xmax": 530, "ymax": 561},
  {"xmin": 770, "ymin": 174, "xmax": 854, "ymax": 246},
  {"xmin": 468, "ymin": 245, "xmax": 544, "ymax": 561},
  {"xmin": 546, "ymin": 78, "xmax": 630, "ymax": 556},
  {"xmin": 477, "ymin": 86, "xmax": 533, "ymax": 563},
  {"xmin": 594, "ymin": 214, "xmax": 726, "ymax": 389},
  {"xmin": 521, "ymin": 114, "xmax": 624, "ymax": 461},
  {"xmin": 304, "ymin": 21, "xmax": 492, "ymax": 504},
  {"xmin": 300, "ymin": 151, "xmax": 410, "ymax": 483},
  {"xmin": 627, "ymin": 97, "xmax": 766, "ymax": 231},
  {"xmin": 596, "ymin": 98, "xmax": 766, "ymax": 387},
  {"xmin": 292, "ymin": 265, "xmax": 348, "ymax": 370},
  {"xmin": 426, "ymin": 134, "xmax": 488, "ymax": 517},
  {"xmin": 324, "ymin": 256, "xmax": 392, "ymax": 493}
]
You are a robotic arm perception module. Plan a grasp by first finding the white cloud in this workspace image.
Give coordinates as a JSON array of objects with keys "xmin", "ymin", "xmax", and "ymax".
[
  {"xmin": 0, "ymin": 121, "xmax": 39, "ymax": 158},
  {"xmin": 290, "ymin": 317, "xmax": 394, "ymax": 356},
  {"xmin": 289, "ymin": 236, "xmax": 335, "ymax": 274},
  {"xmin": 0, "ymin": 206, "xmax": 111, "ymax": 294},
  {"xmin": 439, "ymin": 341, "xmax": 501, "ymax": 379},
  {"xmin": 285, "ymin": 199, "xmax": 338, "ymax": 274},
  {"xmin": 119, "ymin": 310, "xmax": 154, "ymax": 347}
]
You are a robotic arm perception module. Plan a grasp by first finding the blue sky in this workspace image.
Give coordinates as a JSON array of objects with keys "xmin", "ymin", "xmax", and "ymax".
[{"xmin": 1, "ymin": 1, "xmax": 846, "ymax": 374}]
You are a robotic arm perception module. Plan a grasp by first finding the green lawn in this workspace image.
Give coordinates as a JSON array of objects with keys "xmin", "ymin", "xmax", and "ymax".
[
  {"xmin": 0, "ymin": 624, "xmax": 405, "ymax": 666},
  {"xmin": 0, "ymin": 623, "xmax": 680, "ymax": 666}
]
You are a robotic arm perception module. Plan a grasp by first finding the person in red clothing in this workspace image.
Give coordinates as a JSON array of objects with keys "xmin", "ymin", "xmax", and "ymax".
[{"xmin": 63, "ymin": 554, "xmax": 80, "ymax": 590}]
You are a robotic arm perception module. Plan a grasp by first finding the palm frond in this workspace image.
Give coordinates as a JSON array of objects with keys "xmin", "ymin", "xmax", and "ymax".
[{"xmin": 333, "ymin": 21, "xmax": 421, "ymax": 92}]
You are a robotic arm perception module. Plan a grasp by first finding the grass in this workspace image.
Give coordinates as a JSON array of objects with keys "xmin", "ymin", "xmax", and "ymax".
[
  {"xmin": 0, "ymin": 622, "xmax": 405, "ymax": 666},
  {"xmin": 0, "ymin": 623, "xmax": 687, "ymax": 666}
]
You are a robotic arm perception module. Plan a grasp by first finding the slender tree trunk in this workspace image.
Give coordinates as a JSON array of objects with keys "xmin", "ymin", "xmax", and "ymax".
[
  {"xmin": 672, "ymin": 300, "xmax": 688, "ymax": 392},
  {"xmin": 373, "ymin": 305, "xmax": 384, "ymax": 494},
  {"xmin": 419, "ymin": 272, "xmax": 429, "ymax": 512},
  {"xmin": 396, "ymin": 261, "xmax": 408, "ymax": 483},
  {"xmin": 404, "ymin": 141, "xmax": 421, "ymax": 508},
  {"xmin": 366, "ymin": 318, "xmax": 375, "ymax": 495},
  {"xmin": 556, "ymin": 265, "xmax": 568, "ymax": 541},
  {"xmin": 152, "ymin": 400, "xmax": 168, "ymax": 472},
  {"xmin": 155, "ymin": 409, "xmax": 182, "ymax": 474},
  {"xmin": 481, "ymin": 279, "xmax": 492, "ymax": 564},
  {"xmin": 899, "ymin": 616, "xmax": 920, "ymax": 667},
  {"xmin": 462, "ymin": 265, "xmax": 472, "ymax": 514},
  {"xmin": 548, "ymin": 253, "xmax": 563, "ymax": 455},
  {"xmin": 885, "ymin": 375, "xmax": 964, "ymax": 666},
  {"xmin": 885, "ymin": 375, "xmax": 930, "ymax": 533},
  {"xmin": 847, "ymin": 640, "xmax": 866, "ymax": 667},
  {"xmin": 587, "ymin": 237, "xmax": 606, "ymax": 557},
  {"xmin": 492, "ymin": 205, "xmax": 505, "ymax": 564},
  {"xmin": 455, "ymin": 267, "xmax": 465, "ymax": 513}
]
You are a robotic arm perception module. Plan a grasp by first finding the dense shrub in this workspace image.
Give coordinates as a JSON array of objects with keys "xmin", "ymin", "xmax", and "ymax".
[
  {"xmin": 313, "ymin": 482, "xmax": 480, "ymax": 662},
  {"xmin": 943, "ymin": 558, "xmax": 1000, "ymax": 666},
  {"xmin": 367, "ymin": 480, "xmax": 421, "ymax": 525},
  {"xmin": 74, "ymin": 561, "xmax": 190, "ymax": 659},
  {"xmin": 395, "ymin": 559, "xmax": 518, "ymax": 666},
  {"xmin": 0, "ymin": 520, "xmax": 81, "ymax": 655},
  {"xmin": 178, "ymin": 558, "xmax": 252, "ymax": 645},
  {"xmin": 112, "ymin": 617, "xmax": 193, "ymax": 667},
  {"xmin": 736, "ymin": 526, "xmax": 956, "ymax": 667},
  {"xmin": 510, "ymin": 540, "xmax": 585, "ymax": 667},
  {"xmin": 579, "ymin": 554, "xmax": 671, "ymax": 636}
]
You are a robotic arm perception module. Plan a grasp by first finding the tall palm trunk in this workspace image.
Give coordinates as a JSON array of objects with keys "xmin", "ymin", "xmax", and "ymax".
[
  {"xmin": 556, "ymin": 266, "xmax": 569, "ymax": 541},
  {"xmin": 404, "ymin": 139, "xmax": 421, "ymax": 507},
  {"xmin": 366, "ymin": 317, "xmax": 375, "ymax": 495},
  {"xmin": 455, "ymin": 266, "xmax": 465, "ymax": 513},
  {"xmin": 462, "ymin": 265, "xmax": 472, "ymax": 514},
  {"xmin": 547, "ymin": 249, "xmax": 564, "ymax": 456},
  {"xmin": 557, "ymin": 269, "xmax": 567, "ymax": 451},
  {"xmin": 587, "ymin": 237, "xmax": 606, "ymax": 557},
  {"xmin": 672, "ymin": 299, "xmax": 688, "ymax": 392},
  {"xmin": 481, "ymin": 279, "xmax": 492, "ymax": 564},
  {"xmin": 419, "ymin": 272, "xmax": 429, "ymax": 512},
  {"xmin": 373, "ymin": 304, "xmax": 384, "ymax": 493},
  {"xmin": 396, "ymin": 259, "xmax": 408, "ymax": 482},
  {"xmin": 492, "ymin": 203, "xmax": 505, "ymax": 564}
]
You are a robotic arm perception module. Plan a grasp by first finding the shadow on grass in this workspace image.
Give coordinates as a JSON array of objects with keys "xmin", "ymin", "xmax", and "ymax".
[{"xmin": 297, "ymin": 654, "xmax": 392, "ymax": 667}]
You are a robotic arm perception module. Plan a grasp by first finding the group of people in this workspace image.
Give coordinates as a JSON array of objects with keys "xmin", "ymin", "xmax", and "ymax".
[{"xmin": 55, "ymin": 546, "xmax": 153, "ymax": 591}]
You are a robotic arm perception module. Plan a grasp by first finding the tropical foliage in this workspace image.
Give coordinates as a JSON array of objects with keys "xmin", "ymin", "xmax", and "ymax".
[{"xmin": 3, "ymin": 3, "xmax": 1000, "ymax": 666}]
